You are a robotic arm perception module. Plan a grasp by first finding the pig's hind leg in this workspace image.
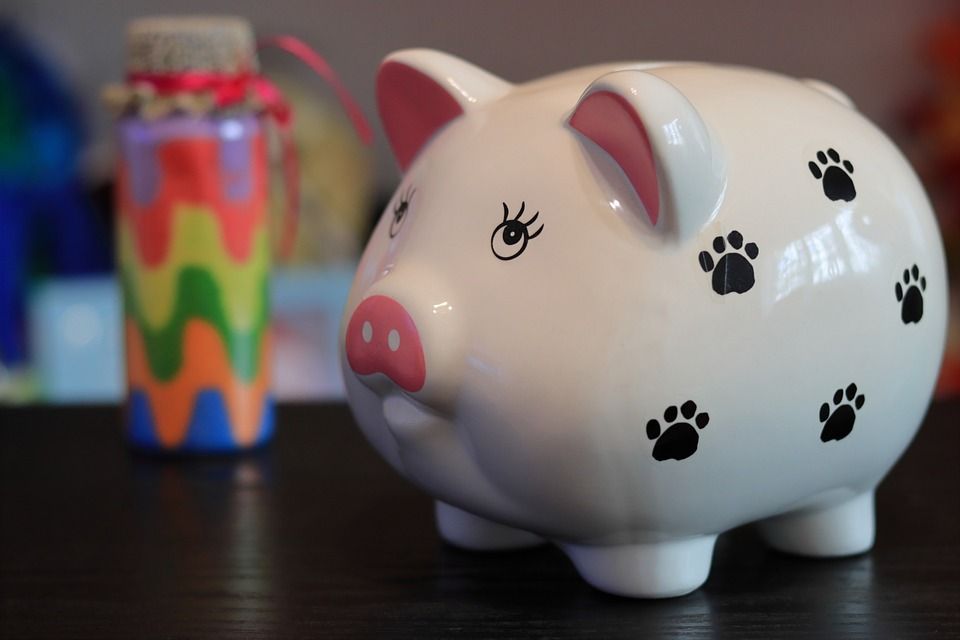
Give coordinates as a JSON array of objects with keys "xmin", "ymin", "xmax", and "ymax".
[
  {"xmin": 757, "ymin": 491, "xmax": 875, "ymax": 557},
  {"xmin": 435, "ymin": 501, "xmax": 545, "ymax": 551}
]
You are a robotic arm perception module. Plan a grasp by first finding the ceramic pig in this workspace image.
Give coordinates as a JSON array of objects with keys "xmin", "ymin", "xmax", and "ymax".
[{"xmin": 340, "ymin": 49, "xmax": 947, "ymax": 598}]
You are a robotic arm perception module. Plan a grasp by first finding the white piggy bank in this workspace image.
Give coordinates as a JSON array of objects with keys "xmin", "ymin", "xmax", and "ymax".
[{"xmin": 340, "ymin": 50, "xmax": 947, "ymax": 598}]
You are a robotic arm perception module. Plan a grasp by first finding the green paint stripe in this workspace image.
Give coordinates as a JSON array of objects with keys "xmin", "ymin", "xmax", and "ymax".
[
  {"xmin": 122, "ymin": 266, "xmax": 269, "ymax": 382},
  {"xmin": 117, "ymin": 208, "xmax": 270, "ymax": 330}
]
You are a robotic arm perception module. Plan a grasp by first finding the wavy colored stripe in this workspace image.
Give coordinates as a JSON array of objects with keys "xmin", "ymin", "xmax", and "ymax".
[
  {"xmin": 122, "ymin": 266, "xmax": 269, "ymax": 381},
  {"xmin": 126, "ymin": 319, "xmax": 271, "ymax": 448},
  {"xmin": 118, "ymin": 207, "xmax": 269, "ymax": 330},
  {"xmin": 128, "ymin": 389, "xmax": 275, "ymax": 452},
  {"xmin": 117, "ymin": 134, "xmax": 268, "ymax": 268}
]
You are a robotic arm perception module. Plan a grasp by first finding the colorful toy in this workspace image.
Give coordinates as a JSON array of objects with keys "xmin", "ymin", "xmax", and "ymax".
[
  {"xmin": 110, "ymin": 17, "xmax": 369, "ymax": 451},
  {"xmin": 341, "ymin": 50, "xmax": 948, "ymax": 597},
  {"xmin": 109, "ymin": 19, "xmax": 275, "ymax": 452}
]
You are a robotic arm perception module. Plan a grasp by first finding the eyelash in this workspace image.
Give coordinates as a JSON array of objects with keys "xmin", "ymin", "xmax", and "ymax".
[{"xmin": 389, "ymin": 185, "xmax": 416, "ymax": 238}]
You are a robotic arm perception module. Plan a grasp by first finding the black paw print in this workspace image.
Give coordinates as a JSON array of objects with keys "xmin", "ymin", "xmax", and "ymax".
[
  {"xmin": 808, "ymin": 148, "xmax": 856, "ymax": 202},
  {"xmin": 895, "ymin": 264, "xmax": 926, "ymax": 325},
  {"xmin": 646, "ymin": 400, "xmax": 709, "ymax": 461},
  {"xmin": 698, "ymin": 231, "xmax": 759, "ymax": 295},
  {"xmin": 819, "ymin": 383, "xmax": 865, "ymax": 443}
]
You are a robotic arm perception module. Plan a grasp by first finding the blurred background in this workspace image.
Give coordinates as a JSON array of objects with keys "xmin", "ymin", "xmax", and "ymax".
[{"xmin": 1, "ymin": 0, "xmax": 958, "ymax": 404}]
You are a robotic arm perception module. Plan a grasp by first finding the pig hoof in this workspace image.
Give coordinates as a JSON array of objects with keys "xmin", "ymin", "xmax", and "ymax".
[
  {"xmin": 758, "ymin": 492, "xmax": 875, "ymax": 557},
  {"xmin": 818, "ymin": 383, "xmax": 865, "ymax": 442},
  {"xmin": 808, "ymin": 148, "xmax": 856, "ymax": 202},
  {"xmin": 646, "ymin": 400, "xmax": 709, "ymax": 461},
  {"xmin": 561, "ymin": 535, "xmax": 717, "ymax": 598},
  {"xmin": 435, "ymin": 502, "xmax": 544, "ymax": 551},
  {"xmin": 698, "ymin": 230, "xmax": 758, "ymax": 295},
  {"xmin": 895, "ymin": 264, "xmax": 926, "ymax": 324}
]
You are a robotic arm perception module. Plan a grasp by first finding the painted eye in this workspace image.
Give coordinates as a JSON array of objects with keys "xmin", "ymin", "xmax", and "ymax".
[
  {"xmin": 389, "ymin": 185, "xmax": 416, "ymax": 238},
  {"xmin": 491, "ymin": 201, "xmax": 543, "ymax": 260}
]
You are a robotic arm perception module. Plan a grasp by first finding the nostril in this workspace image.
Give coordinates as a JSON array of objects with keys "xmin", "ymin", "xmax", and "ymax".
[
  {"xmin": 362, "ymin": 321, "xmax": 373, "ymax": 343},
  {"xmin": 388, "ymin": 329, "xmax": 400, "ymax": 352}
]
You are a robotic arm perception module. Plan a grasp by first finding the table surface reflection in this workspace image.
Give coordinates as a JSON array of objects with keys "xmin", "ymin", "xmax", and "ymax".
[{"xmin": 1, "ymin": 400, "xmax": 958, "ymax": 639}]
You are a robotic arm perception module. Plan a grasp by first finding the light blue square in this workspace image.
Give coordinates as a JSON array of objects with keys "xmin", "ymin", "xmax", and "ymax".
[{"xmin": 29, "ymin": 277, "xmax": 123, "ymax": 402}]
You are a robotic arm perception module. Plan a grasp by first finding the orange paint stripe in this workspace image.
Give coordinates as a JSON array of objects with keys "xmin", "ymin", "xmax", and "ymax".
[{"xmin": 126, "ymin": 318, "xmax": 271, "ymax": 447}]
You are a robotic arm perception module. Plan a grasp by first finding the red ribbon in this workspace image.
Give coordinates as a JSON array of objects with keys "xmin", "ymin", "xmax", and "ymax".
[{"xmin": 127, "ymin": 35, "xmax": 372, "ymax": 260}]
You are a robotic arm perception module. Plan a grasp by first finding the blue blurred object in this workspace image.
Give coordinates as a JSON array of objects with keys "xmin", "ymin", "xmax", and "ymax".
[
  {"xmin": 29, "ymin": 277, "xmax": 123, "ymax": 402},
  {"xmin": 0, "ymin": 21, "xmax": 110, "ymax": 367}
]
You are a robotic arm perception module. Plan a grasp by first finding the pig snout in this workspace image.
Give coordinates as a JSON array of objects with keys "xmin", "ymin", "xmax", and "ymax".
[{"xmin": 345, "ymin": 295, "xmax": 426, "ymax": 392}]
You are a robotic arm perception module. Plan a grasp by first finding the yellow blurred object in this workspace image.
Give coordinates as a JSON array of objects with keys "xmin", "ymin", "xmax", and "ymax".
[{"xmin": 267, "ymin": 74, "xmax": 375, "ymax": 266}]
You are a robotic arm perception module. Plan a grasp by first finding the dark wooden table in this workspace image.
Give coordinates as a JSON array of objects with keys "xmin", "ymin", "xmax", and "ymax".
[{"xmin": 1, "ymin": 401, "xmax": 958, "ymax": 639}]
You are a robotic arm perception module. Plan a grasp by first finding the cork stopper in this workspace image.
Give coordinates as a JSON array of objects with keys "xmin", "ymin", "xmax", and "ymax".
[
  {"xmin": 104, "ymin": 16, "xmax": 261, "ymax": 118},
  {"xmin": 126, "ymin": 16, "xmax": 258, "ymax": 74}
]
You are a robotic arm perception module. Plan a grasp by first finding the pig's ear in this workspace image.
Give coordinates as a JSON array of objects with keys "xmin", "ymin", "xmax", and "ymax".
[
  {"xmin": 377, "ymin": 49, "xmax": 511, "ymax": 171},
  {"xmin": 802, "ymin": 78, "xmax": 856, "ymax": 109},
  {"xmin": 569, "ymin": 70, "xmax": 726, "ymax": 239}
]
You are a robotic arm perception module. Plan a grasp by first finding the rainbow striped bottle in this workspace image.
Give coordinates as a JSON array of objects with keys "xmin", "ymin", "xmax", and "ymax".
[{"xmin": 111, "ymin": 18, "xmax": 274, "ymax": 452}]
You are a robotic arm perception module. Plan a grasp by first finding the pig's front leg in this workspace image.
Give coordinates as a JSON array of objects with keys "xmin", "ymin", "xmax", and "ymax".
[
  {"xmin": 435, "ymin": 502, "xmax": 544, "ymax": 551},
  {"xmin": 560, "ymin": 536, "xmax": 718, "ymax": 598}
]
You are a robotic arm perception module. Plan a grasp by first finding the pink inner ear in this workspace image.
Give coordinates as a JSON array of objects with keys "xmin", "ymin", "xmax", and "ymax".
[
  {"xmin": 376, "ymin": 61, "xmax": 465, "ymax": 172},
  {"xmin": 569, "ymin": 91, "xmax": 660, "ymax": 226}
]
